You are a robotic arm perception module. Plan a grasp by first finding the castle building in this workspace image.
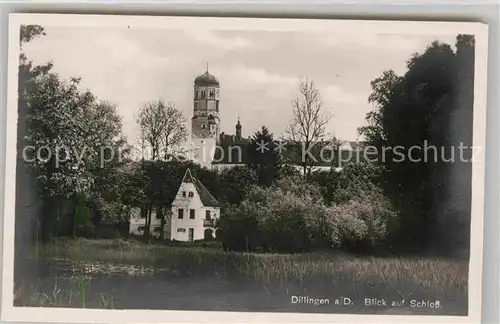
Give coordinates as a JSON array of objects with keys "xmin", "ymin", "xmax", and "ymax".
[{"xmin": 189, "ymin": 67, "xmax": 366, "ymax": 172}]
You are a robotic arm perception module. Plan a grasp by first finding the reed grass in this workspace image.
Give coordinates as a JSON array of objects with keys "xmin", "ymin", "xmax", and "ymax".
[
  {"xmin": 14, "ymin": 277, "xmax": 114, "ymax": 308},
  {"xmin": 29, "ymin": 238, "xmax": 468, "ymax": 298}
]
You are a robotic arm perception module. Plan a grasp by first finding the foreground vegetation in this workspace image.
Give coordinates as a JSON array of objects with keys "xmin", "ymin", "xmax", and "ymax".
[{"xmin": 22, "ymin": 239, "xmax": 468, "ymax": 301}]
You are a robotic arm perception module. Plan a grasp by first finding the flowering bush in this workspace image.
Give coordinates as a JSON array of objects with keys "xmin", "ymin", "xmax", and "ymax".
[{"xmin": 218, "ymin": 169, "xmax": 398, "ymax": 253}]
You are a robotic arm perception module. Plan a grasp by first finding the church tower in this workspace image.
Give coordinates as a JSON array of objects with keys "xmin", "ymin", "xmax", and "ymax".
[
  {"xmin": 235, "ymin": 118, "xmax": 242, "ymax": 140},
  {"xmin": 191, "ymin": 66, "xmax": 220, "ymax": 166}
]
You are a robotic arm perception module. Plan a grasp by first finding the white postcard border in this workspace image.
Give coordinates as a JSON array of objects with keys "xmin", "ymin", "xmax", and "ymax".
[{"xmin": 1, "ymin": 13, "xmax": 489, "ymax": 324}]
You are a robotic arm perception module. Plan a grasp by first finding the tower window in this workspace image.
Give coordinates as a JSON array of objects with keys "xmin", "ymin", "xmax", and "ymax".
[
  {"xmin": 194, "ymin": 102, "xmax": 199, "ymax": 109},
  {"xmin": 209, "ymin": 89, "xmax": 214, "ymax": 98},
  {"xmin": 201, "ymin": 90, "xmax": 206, "ymax": 98},
  {"xmin": 201, "ymin": 123, "xmax": 206, "ymax": 129}
]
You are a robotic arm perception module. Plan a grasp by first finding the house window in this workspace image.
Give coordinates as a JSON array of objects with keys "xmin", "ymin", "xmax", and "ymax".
[
  {"xmin": 177, "ymin": 228, "xmax": 186, "ymax": 233},
  {"xmin": 182, "ymin": 191, "xmax": 186, "ymax": 197},
  {"xmin": 178, "ymin": 209, "xmax": 184, "ymax": 219},
  {"xmin": 188, "ymin": 192, "xmax": 194, "ymax": 198},
  {"xmin": 190, "ymin": 209, "xmax": 195, "ymax": 219},
  {"xmin": 205, "ymin": 210, "xmax": 211, "ymax": 220}
]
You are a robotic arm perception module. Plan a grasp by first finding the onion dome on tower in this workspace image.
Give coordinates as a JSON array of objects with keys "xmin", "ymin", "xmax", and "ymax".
[{"xmin": 194, "ymin": 71, "xmax": 220, "ymax": 87}]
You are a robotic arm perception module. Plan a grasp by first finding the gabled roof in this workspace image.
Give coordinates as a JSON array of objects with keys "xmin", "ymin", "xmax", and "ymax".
[{"xmin": 181, "ymin": 168, "xmax": 220, "ymax": 207}]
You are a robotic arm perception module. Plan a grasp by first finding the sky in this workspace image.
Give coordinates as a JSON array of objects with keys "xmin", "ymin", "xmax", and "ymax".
[{"xmin": 22, "ymin": 25, "xmax": 458, "ymax": 144}]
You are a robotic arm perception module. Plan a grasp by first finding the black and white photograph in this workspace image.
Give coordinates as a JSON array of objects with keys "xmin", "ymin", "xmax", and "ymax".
[{"xmin": 2, "ymin": 14, "xmax": 488, "ymax": 323}]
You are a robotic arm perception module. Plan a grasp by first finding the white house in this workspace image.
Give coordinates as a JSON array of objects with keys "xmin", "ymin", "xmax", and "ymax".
[
  {"xmin": 127, "ymin": 168, "xmax": 220, "ymax": 242},
  {"xmin": 168, "ymin": 168, "xmax": 220, "ymax": 242}
]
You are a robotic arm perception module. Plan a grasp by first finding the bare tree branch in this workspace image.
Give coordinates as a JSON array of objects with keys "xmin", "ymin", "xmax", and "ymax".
[
  {"xmin": 285, "ymin": 78, "xmax": 331, "ymax": 179},
  {"xmin": 135, "ymin": 99, "xmax": 188, "ymax": 161}
]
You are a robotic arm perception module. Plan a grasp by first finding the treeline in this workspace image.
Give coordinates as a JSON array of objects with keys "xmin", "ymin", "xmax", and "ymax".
[
  {"xmin": 18, "ymin": 25, "xmax": 474, "ymax": 257},
  {"xmin": 359, "ymin": 35, "xmax": 475, "ymax": 255}
]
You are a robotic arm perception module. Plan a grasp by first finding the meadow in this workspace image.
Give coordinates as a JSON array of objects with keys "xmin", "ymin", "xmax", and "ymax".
[{"xmin": 15, "ymin": 238, "xmax": 469, "ymax": 314}]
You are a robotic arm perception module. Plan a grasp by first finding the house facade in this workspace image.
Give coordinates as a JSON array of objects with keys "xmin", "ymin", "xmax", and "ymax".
[
  {"xmin": 169, "ymin": 168, "xmax": 220, "ymax": 242},
  {"xmin": 128, "ymin": 168, "xmax": 220, "ymax": 242}
]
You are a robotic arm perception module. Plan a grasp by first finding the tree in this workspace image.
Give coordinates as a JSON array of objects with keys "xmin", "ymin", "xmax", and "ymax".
[
  {"xmin": 285, "ymin": 78, "xmax": 331, "ymax": 179},
  {"xmin": 358, "ymin": 37, "xmax": 471, "ymax": 252},
  {"xmin": 135, "ymin": 99, "xmax": 187, "ymax": 239},
  {"xmin": 161, "ymin": 101, "xmax": 189, "ymax": 160},
  {"xmin": 248, "ymin": 126, "xmax": 281, "ymax": 186},
  {"xmin": 25, "ymin": 74, "xmax": 127, "ymax": 240},
  {"xmin": 16, "ymin": 25, "xmax": 51, "ymax": 283},
  {"xmin": 219, "ymin": 165, "xmax": 258, "ymax": 206},
  {"xmin": 136, "ymin": 100, "xmax": 165, "ymax": 161},
  {"xmin": 19, "ymin": 25, "xmax": 129, "ymax": 241},
  {"xmin": 135, "ymin": 99, "xmax": 187, "ymax": 161}
]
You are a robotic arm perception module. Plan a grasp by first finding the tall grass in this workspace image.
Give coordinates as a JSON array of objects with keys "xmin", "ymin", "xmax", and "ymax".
[
  {"xmin": 30, "ymin": 238, "xmax": 468, "ymax": 298},
  {"xmin": 14, "ymin": 277, "xmax": 114, "ymax": 308}
]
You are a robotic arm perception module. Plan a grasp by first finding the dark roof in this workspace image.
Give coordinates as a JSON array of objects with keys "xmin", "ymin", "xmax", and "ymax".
[
  {"xmin": 348, "ymin": 141, "xmax": 367, "ymax": 151},
  {"xmin": 213, "ymin": 143, "xmax": 249, "ymax": 165},
  {"xmin": 194, "ymin": 71, "xmax": 219, "ymax": 87},
  {"xmin": 211, "ymin": 137, "xmax": 377, "ymax": 167},
  {"xmin": 181, "ymin": 168, "xmax": 220, "ymax": 207}
]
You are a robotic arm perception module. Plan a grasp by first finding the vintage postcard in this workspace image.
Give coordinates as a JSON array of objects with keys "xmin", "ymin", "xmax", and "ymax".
[{"xmin": 1, "ymin": 13, "xmax": 488, "ymax": 323}]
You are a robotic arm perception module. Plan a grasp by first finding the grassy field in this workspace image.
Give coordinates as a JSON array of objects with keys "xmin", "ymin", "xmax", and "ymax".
[{"xmin": 16, "ymin": 238, "xmax": 468, "ymax": 312}]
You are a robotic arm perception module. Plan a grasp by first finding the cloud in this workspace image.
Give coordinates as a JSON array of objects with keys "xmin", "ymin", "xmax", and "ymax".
[
  {"xmin": 320, "ymin": 32, "xmax": 424, "ymax": 52},
  {"xmin": 183, "ymin": 29, "xmax": 254, "ymax": 51},
  {"xmin": 214, "ymin": 64, "xmax": 299, "ymax": 98},
  {"xmin": 321, "ymin": 84, "xmax": 365, "ymax": 105}
]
